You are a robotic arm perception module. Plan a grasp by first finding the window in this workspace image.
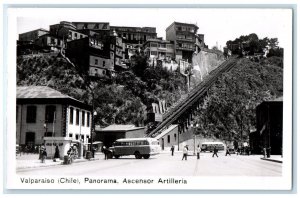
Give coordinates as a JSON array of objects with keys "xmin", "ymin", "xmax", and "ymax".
[
  {"xmin": 150, "ymin": 43, "xmax": 158, "ymax": 47},
  {"xmin": 150, "ymin": 51, "xmax": 158, "ymax": 55},
  {"xmin": 81, "ymin": 135, "xmax": 84, "ymax": 141},
  {"xmin": 82, "ymin": 111, "xmax": 85, "ymax": 126},
  {"xmin": 167, "ymin": 135, "xmax": 170, "ymax": 143},
  {"xmin": 87, "ymin": 112, "xmax": 90, "ymax": 127},
  {"xmin": 69, "ymin": 133, "xmax": 73, "ymax": 138},
  {"xmin": 70, "ymin": 107, "xmax": 74, "ymax": 124},
  {"xmin": 75, "ymin": 134, "xmax": 79, "ymax": 140},
  {"xmin": 174, "ymin": 134, "xmax": 177, "ymax": 141},
  {"xmin": 103, "ymin": 61, "xmax": 105, "ymax": 67},
  {"xmin": 76, "ymin": 109, "xmax": 80, "ymax": 125},
  {"xmin": 95, "ymin": 59, "xmax": 98, "ymax": 65},
  {"xmin": 26, "ymin": 106, "xmax": 36, "ymax": 123},
  {"xmin": 74, "ymin": 33, "xmax": 77, "ymax": 38},
  {"xmin": 44, "ymin": 131, "xmax": 53, "ymax": 137},
  {"xmin": 86, "ymin": 135, "xmax": 90, "ymax": 141},
  {"xmin": 45, "ymin": 105, "xmax": 56, "ymax": 123},
  {"xmin": 160, "ymin": 44, "xmax": 166, "ymax": 48}
]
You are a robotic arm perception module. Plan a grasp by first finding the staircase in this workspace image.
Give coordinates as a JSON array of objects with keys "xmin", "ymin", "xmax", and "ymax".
[{"xmin": 147, "ymin": 57, "xmax": 239, "ymax": 138}]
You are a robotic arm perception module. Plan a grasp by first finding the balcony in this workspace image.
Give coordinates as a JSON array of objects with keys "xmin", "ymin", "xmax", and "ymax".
[
  {"xmin": 176, "ymin": 37, "xmax": 195, "ymax": 42},
  {"xmin": 158, "ymin": 47, "xmax": 167, "ymax": 51},
  {"xmin": 175, "ymin": 46, "xmax": 195, "ymax": 52}
]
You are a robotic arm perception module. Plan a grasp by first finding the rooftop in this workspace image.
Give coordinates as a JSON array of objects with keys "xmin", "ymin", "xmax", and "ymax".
[
  {"xmin": 17, "ymin": 86, "xmax": 74, "ymax": 99},
  {"xmin": 166, "ymin": 21, "xmax": 199, "ymax": 31},
  {"xmin": 155, "ymin": 125, "xmax": 178, "ymax": 139},
  {"xmin": 100, "ymin": 124, "xmax": 145, "ymax": 132},
  {"xmin": 17, "ymin": 86, "xmax": 91, "ymax": 110}
]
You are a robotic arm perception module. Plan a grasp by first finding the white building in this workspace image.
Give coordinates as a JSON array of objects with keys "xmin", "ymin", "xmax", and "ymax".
[{"xmin": 16, "ymin": 86, "xmax": 92, "ymax": 157}]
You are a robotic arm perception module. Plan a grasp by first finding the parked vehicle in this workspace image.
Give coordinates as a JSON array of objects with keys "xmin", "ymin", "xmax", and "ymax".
[
  {"xmin": 110, "ymin": 138, "xmax": 160, "ymax": 159},
  {"xmin": 200, "ymin": 142, "xmax": 225, "ymax": 152}
]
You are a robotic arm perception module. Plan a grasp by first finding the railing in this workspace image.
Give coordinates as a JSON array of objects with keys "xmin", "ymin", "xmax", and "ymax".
[{"xmin": 147, "ymin": 56, "xmax": 238, "ymax": 138}]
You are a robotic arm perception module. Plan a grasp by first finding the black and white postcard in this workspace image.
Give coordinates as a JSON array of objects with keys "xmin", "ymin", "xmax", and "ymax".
[{"xmin": 3, "ymin": 2, "xmax": 294, "ymax": 194}]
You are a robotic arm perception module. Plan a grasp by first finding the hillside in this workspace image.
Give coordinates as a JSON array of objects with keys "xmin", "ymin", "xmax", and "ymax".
[
  {"xmin": 194, "ymin": 57, "xmax": 283, "ymax": 142},
  {"xmin": 17, "ymin": 53, "xmax": 283, "ymax": 135},
  {"xmin": 17, "ymin": 54, "xmax": 187, "ymax": 127}
]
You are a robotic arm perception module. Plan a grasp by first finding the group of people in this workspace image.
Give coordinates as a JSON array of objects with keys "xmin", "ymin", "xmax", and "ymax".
[
  {"xmin": 171, "ymin": 145, "xmax": 202, "ymax": 160},
  {"xmin": 170, "ymin": 145, "xmax": 234, "ymax": 160}
]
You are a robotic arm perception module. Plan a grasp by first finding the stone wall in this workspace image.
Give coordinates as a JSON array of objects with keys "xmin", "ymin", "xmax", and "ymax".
[{"xmin": 191, "ymin": 49, "xmax": 225, "ymax": 88}]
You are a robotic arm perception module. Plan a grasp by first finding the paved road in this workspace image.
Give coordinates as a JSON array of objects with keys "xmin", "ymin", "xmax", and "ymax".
[{"xmin": 17, "ymin": 152, "xmax": 282, "ymax": 176}]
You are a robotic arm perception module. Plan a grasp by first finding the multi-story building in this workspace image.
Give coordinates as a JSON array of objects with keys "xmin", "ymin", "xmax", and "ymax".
[
  {"xmin": 49, "ymin": 21, "xmax": 88, "ymax": 42},
  {"xmin": 34, "ymin": 34, "xmax": 64, "ymax": 52},
  {"xmin": 72, "ymin": 22, "xmax": 110, "ymax": 31},
  {"xmin": 66, "ymin": 37, "xmax": 114, "ymax": 77},
  {"xmin": 16, "ymin": 86, "xmax": 92, "ymax": 147},
  {"xmin": 19, "ymin": 28, "xmax": 49, "ymax": 42},
  {"xmin": 166, "ymin": 22, "xmax": 199, "ymax": 62},
  {"xmin": 111, "ymin": 26, "xmax": 157, "ymax": 46},
  {"xmin": 143, "ymin": 38, "xmax": 175, "ymax": 61}
]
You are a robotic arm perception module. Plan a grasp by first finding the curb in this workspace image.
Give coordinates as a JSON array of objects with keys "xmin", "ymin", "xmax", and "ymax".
[
  {"xmin": 260, "ymin": 157, "xmax": 283, "ymax": 163},
  {"xmin": 17, "ymin": 158, "xmax": 100, "ymax": 170}
]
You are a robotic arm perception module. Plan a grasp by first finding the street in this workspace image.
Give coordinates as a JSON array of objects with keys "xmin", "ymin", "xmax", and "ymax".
[{"xmin": 17, "ymin": 152, "xmax": 282, "ymax": 177}]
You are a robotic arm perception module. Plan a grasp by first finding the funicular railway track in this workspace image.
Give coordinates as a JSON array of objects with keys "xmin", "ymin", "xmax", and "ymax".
[{"xmin": 147, "ymin": 57, "xmax": 239, "ymax": 138}]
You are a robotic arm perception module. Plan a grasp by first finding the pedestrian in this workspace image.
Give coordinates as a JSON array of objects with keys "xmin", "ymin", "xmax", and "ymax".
[
  {"xmin": 196, "ymin": 145, "xmax": 201, "ymax": 159},
  {"xmin": 73, "ymin": 145, "xmax": 78, "ymax": 159},
  {"xmin": 103, "ymin": 146, "xmax": 108, "ymax": 160},
  {"xmin": 246, "ymin": 147, "xmax": 250, "ymax": 156},
  {"xmin": 54, "ymin": 145, "xmax": 60, "ymax": 159},
  {"xmin": 225, "ymin": 146, "xmax": 231, "ymax": 156},
  {"xmin": 39, "ymin": 144, "xmax": 45, "ymax": 160},
  {"xmin": 263, "ymin": 147, "xmax": 267, "ymax": 158},
  {"xmin": 212, "ymin": 146, "xmax": 218, "ymax": 157},
  {"xmin": 92, "ymin": 145, "xmax": 96, "ymax": 158},
  {"xmin": 170, "ymin": 145, "xmax": 175, "ymax": 156},
  {"xmin": 182, "ymin": 145, "xmax": 188, "ymax": 160},
  {"xmin": 41, "ymin": 146, "xmax": 47, "ymax": 163}
]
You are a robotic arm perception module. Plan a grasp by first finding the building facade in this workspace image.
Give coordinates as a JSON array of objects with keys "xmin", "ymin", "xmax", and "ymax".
[
  {"xmin": 49, "ymin": 21, "xmax": 88, "ymax": 42},
  {"xmin": 250, "ymin": 97, "xmax": 283, "ymax": 155},
  {"xmin": 143, "ymin": 38, "xmax": 175, "ymax": 64},
  {"xmin": 166, "ymin": 22, "xmax": 199, "ymax": 62},
  {"xmin": 34, "ymin": 34, "xmax": 64, "ymax": 52},
  {"xmin": 95, "ymin": 125, "xmax": 145, "ymax": 147},
  {"xmin": 111, "ymin": 26, "xmax": 157, "ymax": 45},
  {"xmin": 66, "ymin": 37, "xmax": 114, "ymax": 77},
  {"xmin": 16, "ymin": 86, "xmax": 92, "ymax": 147},
  {"xmin": 19, "ymin": 28, "xmax": 49, "ymax": 42}
]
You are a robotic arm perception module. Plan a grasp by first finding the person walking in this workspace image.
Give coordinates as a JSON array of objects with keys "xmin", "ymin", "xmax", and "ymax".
[
  {"xmin": 182, "ymin": 145, "xmax": 188, "ymax": 160},
  {"xmin": 212, "ymin": 146, "xmax": 218, "ymax": 157},
  {"xmin": 225, "ymin": 146, "xmax": 231, "ymax": 156},
  {"xmin": 196, "ymin": 145, "xmax": 201, "ymax": 159},
  {"xmin": 103, "ymin": 146, "xmax": 108, "ymax": 160},
  {"xmin": 54, "ymin": 145, "xmax": 60, "ymax": 159},
  {"xmin": 263, "ymin": 147, "xmax": 267, "ymax": 158},
  {"xmin": 170, "ymin": 145, "xmax": 175, "ymax": 156},
  {"xmin": 41, "ymin": 145, "xmax": 47, "ymax": 163}
]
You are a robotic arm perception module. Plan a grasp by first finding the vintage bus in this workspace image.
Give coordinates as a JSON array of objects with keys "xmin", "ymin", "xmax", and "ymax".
[
  {"xmin": 109, "ymin": 138, "xmax": 160, "ymax": 159},
  {"xmin": 200, "ymin": 142, "xmax": 225, "ymax": 152}
]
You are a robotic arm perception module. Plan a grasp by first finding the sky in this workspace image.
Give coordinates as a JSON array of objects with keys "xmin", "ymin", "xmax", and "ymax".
[{"xmin": 15, "ymin": 8, "xmax": 292, "ymax": 50}]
